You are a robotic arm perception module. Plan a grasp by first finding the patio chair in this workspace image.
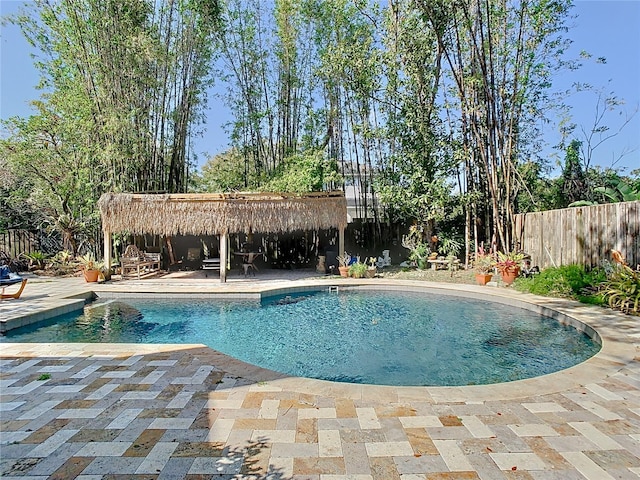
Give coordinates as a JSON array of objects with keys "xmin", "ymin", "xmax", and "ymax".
[
  {"xmin": 242, "ymin": 252, "xmax": 259, "ymax": 277},
  {"xmin": 0, "ymin": 265, "xmax": 27, "ymax": 300}
]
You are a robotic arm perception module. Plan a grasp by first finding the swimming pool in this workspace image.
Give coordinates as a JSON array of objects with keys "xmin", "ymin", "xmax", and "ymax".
[{"xmin": 1, "ymin": 289, "xmax": 600, "ymax": 386}]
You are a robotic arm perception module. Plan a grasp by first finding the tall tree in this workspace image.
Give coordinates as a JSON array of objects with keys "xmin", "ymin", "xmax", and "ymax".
[
  {"xmin": 377, "ymin": 0, "xmax": 452, "ymax": 235},
  {"xmin": 418, "ymin": 0, "xmax": 573, "ymax": 251},
  {"xmin": 3, "ymin": 0, "xmax": 222, "ymax": 250}
]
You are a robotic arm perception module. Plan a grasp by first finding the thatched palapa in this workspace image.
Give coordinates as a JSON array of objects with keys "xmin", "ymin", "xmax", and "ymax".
[
  {"xmin": 99, "ymin": 192, "xmax": 347, "ymax": 282},
  {"xmin": 98, "ymin": 192, "xmax": 347, "ymax": 235}
]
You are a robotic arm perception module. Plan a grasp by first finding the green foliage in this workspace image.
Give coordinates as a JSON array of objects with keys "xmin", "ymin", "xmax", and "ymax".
[
  {"xmin": 599, "ymin": 265, "xmax": 640, "ymax": 315},
  {"xmin": 1, "ymin": 103, "xmax": 100, "ymax": 253},
  {"xmin": 261, "ymin": 150, "xmax": 341, "ymax": 193},
  {"xmin": 3, "ymin": 0, "xmax": 223, "ymax": 246},
  {"xmin": 22, "ymin": 251, "xmax": 49, "ymax": 270},
  {"xmin": 515, "ymin": 161, "xmax": 558, "ymax": 213},
  {"xmin": 0, "ymin": 158, "xmax": 45, "ymax": 230},
  {"xmin": 473, "ymin": 253, "xmax": 495, "ymax": 274},
  {"xmin": 200, "ymin": 148, "xmax": 341, "ymax": 194},
  {"xmin": 565, "ymin": 169, "xmax": 638, "ymax": 208},
  {"xmin": 594, "ymin": 178, "xmax": 640, "ymax": 203},
  {"xmin": 562, "ymin": 140, "xmax": 588, "ymax": 206},
  {"xmin": 409, "ymin": 243, "xmax": 430, "ymax": 269},
  {"xmin": 401, "ymin": 225, "xmax": 431, "ymax": 269},
  {"xmin": 199, "ymin": 148, "xmax": 256, "ymax": 192},
  {"xmin": 416, "ymin": 0, "xmax": 573, "ymax": 249},
  {"xmin": 377, "ymin": 166, "xmax": 455, "ymax": 227},
  {"xmin": 514, "ymin": 264, "xmax": 606, "ymax": 304},
  {"xmin": 438, "ymin": 236, "xmax": 462, "ymax": 258},
  {"xmin": 348, "ymin": 261, "xmax": 368, "ymax": 278},
  {"xmin": 47, "ymin": 250, "xmax": 77, "ymax": 275}
]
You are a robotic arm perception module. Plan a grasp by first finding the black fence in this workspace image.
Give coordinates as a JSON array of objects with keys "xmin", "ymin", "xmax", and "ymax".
[{"xmin": 0, "ymin": 229, "xmax": 63, "ymax": 259}]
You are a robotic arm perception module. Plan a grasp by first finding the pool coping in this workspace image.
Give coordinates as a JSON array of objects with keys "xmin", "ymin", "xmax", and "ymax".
[{"xmin": 2, "ymin": 278, "xmax": 637, "ymax": 402}]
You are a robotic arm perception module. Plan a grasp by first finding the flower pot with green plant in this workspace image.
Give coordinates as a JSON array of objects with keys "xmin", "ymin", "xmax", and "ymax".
[
  {"xmin": 348, "ymin": 261, "xmax": 368, "ymax": 279},
  {"xmin": 496, "ymin": 251, "xmax": 525, "ymax": 285},
  {"xmin": 78, "ymin": 253, "xmax": 104, "ymax": 283},
  {"xmin": 473, "ymin": 247, "xmax": 495, "ymax": 285}
]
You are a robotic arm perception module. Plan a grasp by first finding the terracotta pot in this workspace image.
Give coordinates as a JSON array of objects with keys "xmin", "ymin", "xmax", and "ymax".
[
  {"xmin": 83, "ymin": 269, "xmax": 100, "ymax": 283},
  {"xmin": 475, "ymin": 273, "xmax": 492, "ymax": 285},
  {"xmin": 338, "ymin": 266, "xmax": 349, "ymax": 277},
  {"xmin": 500, "ymin": 268, "xmax": 520, "ymax": 285}
]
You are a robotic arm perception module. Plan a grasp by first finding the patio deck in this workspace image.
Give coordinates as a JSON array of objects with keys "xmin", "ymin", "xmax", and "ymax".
[{"xmin": 1, "ymin": 271, "xmax": 639, "ymax": 479}]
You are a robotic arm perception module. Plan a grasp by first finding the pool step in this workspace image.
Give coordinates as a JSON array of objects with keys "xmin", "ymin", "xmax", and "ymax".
[{"xmin": 84, "ymin": 299, "xmax": 117, "ymax": 310}]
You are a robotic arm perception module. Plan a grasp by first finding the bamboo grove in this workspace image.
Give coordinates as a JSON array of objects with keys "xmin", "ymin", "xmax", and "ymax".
[{"xmin": 2, "ymin": 0, "xmax": 575, "ymax": 257}]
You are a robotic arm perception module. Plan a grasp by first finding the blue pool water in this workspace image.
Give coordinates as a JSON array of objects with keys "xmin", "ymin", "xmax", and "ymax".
[{"xmin": 1, "ymin": 290, "xmax": 600, "ymax": 386}]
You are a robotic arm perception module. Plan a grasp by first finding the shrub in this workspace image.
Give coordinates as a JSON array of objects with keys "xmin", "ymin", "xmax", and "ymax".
[
  {"xmin": 348, "ymin": 262, "xmax": 368, "ymax": 278},
  {"xmin": 600, "ymin": 265, "xmax": 640, "ymax": 315},
  {"xmin": 401, "ymin": 225, "xmax": 431, "ymax": 269},
  {"xmin": 22, "ymin": 251, "xmax": 49, "ymax": 270},
  {"xmin": 514, "ymin": 264, "xmax": 606, "ymax": 304}
]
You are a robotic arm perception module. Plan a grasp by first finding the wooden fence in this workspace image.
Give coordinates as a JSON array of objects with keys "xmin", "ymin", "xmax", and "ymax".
[{"xmin": 513, "ymin": 201, "xmax": 640, "ymax": 269}]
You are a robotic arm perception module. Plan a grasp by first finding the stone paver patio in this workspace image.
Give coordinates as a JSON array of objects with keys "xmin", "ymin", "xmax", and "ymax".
[{"xmin": 1, "ymin": 272, "xmax": 639, "ymax": 479}]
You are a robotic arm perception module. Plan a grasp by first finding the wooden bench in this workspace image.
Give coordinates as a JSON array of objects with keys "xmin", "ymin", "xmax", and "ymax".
[
  {"xmin": 427, "ymin": 258, "xmax": 460, "ymax": 271},
  {"xmin": 121, "ymin": 245, "xmax": 161, "ymax": 279}
]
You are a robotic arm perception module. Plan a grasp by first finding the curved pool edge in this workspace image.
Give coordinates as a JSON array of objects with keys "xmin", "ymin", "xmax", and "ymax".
[
  {"xmin": 3, "ymin": 279, "xmax": 638, "ymax": 402},
  {"xmin": 254, "ymin": 280, "xmax": 638, "ymax": 402}
]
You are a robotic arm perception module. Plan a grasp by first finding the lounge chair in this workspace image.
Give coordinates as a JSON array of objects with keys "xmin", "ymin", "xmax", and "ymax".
[{"xmin": 0, "ymin": 266, "xmax": 27, "ymax": 300}]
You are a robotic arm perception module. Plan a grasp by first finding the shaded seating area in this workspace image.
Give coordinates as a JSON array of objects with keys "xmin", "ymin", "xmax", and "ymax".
[
  {"xmin": 0, "ymin": 265, "xmax": 27, "ymax": 300},
  {"xmin": 121, "ymin": 244, "xmax": 161, "ymax": 279},
  {"xmin": 99, "ymin": 192, "xmax": 348, "ymax": 283}
]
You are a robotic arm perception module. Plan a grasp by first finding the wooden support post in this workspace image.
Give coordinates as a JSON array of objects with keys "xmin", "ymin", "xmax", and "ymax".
[
  {"xmin": 339, "ymin": 227, "xmax": 345, "ymax": 258},
  {"xmin": 220, "ymin": 232, "xmax": 228, "ymax": 283},
  {"xmin": 103, "ymin": 228, "xmax": 112, "ymax": 273}
]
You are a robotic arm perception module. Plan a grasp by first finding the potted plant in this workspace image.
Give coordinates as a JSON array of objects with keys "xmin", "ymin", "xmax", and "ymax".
[
  {"xmin": 496, "ymin": 251, "xmax": 525, "ymax": 285},
  {"xmin": 365, "ymin": 257, "xmax": 377, "ymax": 278},
  {"xmin": 78, "ymin": 253, "xmax": 104, "ymax": 283},
  {"xmin": 473, "ymin": 252, "xmax": 495, "ymax": 285},
  {"xmin": 336, "ymin": 254, "xmax": 351, "ymax": 277},
  {"xmin": 348, "ymin": 261, "xmax": 368, "ymax": 279}
]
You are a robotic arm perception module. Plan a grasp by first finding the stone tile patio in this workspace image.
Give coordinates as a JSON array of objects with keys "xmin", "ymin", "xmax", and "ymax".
[{"xmin": 1, "ymin": 272, "xmax": 639, "ymax": 479}]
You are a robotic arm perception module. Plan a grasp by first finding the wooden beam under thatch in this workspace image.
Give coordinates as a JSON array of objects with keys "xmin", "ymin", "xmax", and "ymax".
[{"xmin": 98, "ymin": 192, "xmax": 348, "ymax": 236}]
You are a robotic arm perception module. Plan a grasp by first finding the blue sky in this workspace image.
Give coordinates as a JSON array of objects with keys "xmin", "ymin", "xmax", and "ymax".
[{"xmin": 1, "ymin": 0, "xmax": 639, "ymax": 174}]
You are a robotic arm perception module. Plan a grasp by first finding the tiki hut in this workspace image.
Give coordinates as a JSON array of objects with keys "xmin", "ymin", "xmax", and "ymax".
[{"xmin": 98, "ymin": 192, "xmax": 348, "ymax": 281}]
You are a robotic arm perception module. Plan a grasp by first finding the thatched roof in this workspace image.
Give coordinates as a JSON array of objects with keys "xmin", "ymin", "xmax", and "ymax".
[{"xmin": 98, "ymin": 192, "xmax": 347, "ymax": 236}]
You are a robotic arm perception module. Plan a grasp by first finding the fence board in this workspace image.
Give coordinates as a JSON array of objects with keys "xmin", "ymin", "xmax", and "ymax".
[{"xmin": 513, "ymin": 201, "xmax": 640, "ymax": 269}]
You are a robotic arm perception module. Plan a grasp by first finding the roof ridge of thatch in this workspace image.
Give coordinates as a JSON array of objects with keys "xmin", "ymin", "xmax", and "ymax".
[{"xmin": 99, "ymin": 191, "xmax": 347, "ymax": 235}]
